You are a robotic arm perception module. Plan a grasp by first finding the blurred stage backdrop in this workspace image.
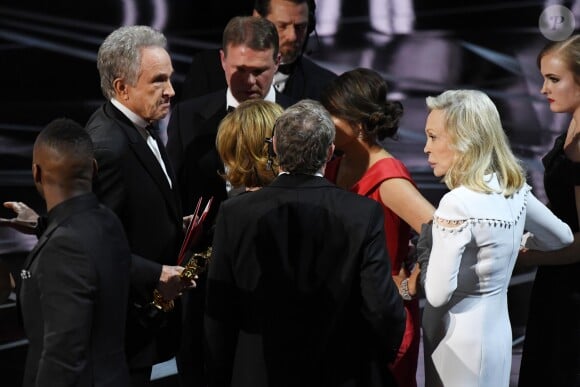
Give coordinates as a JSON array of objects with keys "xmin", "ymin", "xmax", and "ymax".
[
  {"xmin": 2, "ymin": 1, "xmax": 577, "ymax": 207},
  {"xmin": 0, "ymin": 0, "xmax": 578, "ymax": 384}
]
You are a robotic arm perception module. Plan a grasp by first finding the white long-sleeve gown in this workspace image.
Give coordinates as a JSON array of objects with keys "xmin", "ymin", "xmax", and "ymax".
[{"xmin": 422, "ymin": 174, "xmax": 573, "ymax": 387}]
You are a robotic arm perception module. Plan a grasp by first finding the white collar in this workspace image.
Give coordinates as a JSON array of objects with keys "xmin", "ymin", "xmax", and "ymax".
[
  {"xmin": 111, "ymin": 98, "xmax": 149, "ymax": 130},
  {"xmin": 225, "ymin": 85, "xmax": 277, "ymax": 109},
  {"xmin": 278, "ymin": 171, "xmax": 324, "ymax": 177}
]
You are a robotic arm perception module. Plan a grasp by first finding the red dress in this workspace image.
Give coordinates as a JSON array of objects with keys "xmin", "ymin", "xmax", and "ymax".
[{"xmin": 325, "ymin": 156, "xmax": 420, "ymax": 387}]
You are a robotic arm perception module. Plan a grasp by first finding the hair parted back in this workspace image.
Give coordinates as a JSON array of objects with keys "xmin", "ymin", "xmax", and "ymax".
[
  {"xmin": 321, "ymin": 67, "xmax": 403, "ymax": 142},
  {"xmin": 216, "ymin": 99, "xmax": 284, "ymax": 188},
  {"xmin": 273, "ymin": 99, "xmax": 335, "ymax": 174},
  {"xmin": 537, "ymin": 34, "xmax": 580, "ymax": 83},
  {"xmin": 222, "ymin": 16, "xmax": 279, "ymax": 60},
  {"xmin": 253, "ymin": 0, "xmax": 316, "ymax": 35},
  {"xmin": 426, "ymin": 89, "xmax": 525, "ymax": 196},
  {"xmin": 97, "ymin": 25, "xmax": 167, "ymax": 100}
]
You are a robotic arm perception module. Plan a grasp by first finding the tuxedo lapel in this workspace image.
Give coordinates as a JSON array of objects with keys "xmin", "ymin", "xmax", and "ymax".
[
  {"xmin": 105, "ymin": 103, "xmax": 181, "ymax": 221},
  {"xmin": 274, "ymin": 91, "xmax": 296, "ymax": 108},
  {"xmin": 21, "ymin": 194, "xmax": 100, "ymax": 272},
  {"xmin": 21, "ymin": 221, "xmax": 59, "ymax": 273}
]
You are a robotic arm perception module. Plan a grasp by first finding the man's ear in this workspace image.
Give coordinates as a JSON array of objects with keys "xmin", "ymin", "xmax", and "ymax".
[
  {"xmin": 220, "ymin": 49, "xmax": 227, "ymax": 72},
  {"xmin": 326, "ymin": 144, "xmax": 335, "ymax": 162},
  {"xmin": 32, "ymin": 163, "xmax": 41, "ymax": 185},
  {"xmin": 252, "ymin": 9, "xmax": 261, "ymax": 17},
  {"xmin": 113, "ymin": 78, "xmax": 128, "ymax": 101},
  {"xmin": 92, "ymin": 159, "xmax": 98, "ymax": 179}
]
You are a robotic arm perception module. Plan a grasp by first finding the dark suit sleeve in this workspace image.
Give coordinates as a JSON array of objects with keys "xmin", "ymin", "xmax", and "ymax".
[
  {"xmin": 91, "ymin": 124, "xmax": 162, "ymax": 289},
  {"xmin": 359, "ymin": 203, "xmax": 406, "ymax": 361},
  {"xmin": 204, "ymin": 204, "xmax": 238, "ymax": 387},
  {"xmin": 92, "ymin": 142, "xmax": 126, "ymax": 214},
  {"xmin": 35, "ymin": 232, "xmax": 96, "ymax": 386}
]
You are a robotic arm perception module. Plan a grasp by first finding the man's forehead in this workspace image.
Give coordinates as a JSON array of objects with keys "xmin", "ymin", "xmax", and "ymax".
[
  {"xmin": 224, "ymin": 44, "xmax": 275, "ymax": 61},
  {"xmin": 266, "ymin": 1, "xmax": 309, "ymax": 21}
]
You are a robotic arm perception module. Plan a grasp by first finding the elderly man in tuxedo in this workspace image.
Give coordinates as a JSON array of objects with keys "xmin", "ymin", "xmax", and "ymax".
[
  {"xmin": 85, "ymin": 25, "xmax": 194, "ymax": 386},
  {"xmin": 204, "ymin": 100, "xmax": 406, "ymax": 387}
]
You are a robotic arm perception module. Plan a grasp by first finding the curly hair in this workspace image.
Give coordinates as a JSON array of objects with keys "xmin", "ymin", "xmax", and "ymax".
[
  {"xmin": 273, "ymin": 100, "xmax": 335, "ymax": 174},
  {"xmin": 216, "ymin": 99, "xmax": 284, "ymax": 188}
]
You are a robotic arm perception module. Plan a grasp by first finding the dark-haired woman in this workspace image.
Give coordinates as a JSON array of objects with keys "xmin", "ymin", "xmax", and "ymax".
[{"xmin": 321, "ymin": 68, "xmax": 435, "ymax": 387}]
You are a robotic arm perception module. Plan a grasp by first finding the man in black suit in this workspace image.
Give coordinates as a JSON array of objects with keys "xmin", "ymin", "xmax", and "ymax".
[
  {"xmin": 167, "ymin": 16, "xmax": 296, "ymax": 386},
  {"xmin": 85, "ymin": 25, "xmax": 194, "ymax": 386},
  {"xmin": 167, "ymin": 15, "xmax": 295, "ymax": 218},
  {"xmin": 204, "ymin": 100, "xmax": 406, "ymax": 387},
  {"xmin": 19, "ymin": 118, "xmax": 131, "ymax": 387},
  {"xmin": 179, "ymin": 0, "xmax": 337, "ymax": 102}
]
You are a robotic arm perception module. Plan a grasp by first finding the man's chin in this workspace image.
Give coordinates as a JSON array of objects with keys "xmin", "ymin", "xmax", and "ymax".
[
  {"xmin": 238, "ymin": 93, "xmax": 263, "ymax": 101},
  {"xmin": 281, "ymin": 52, "xmax": 299, "ymax": 65}
]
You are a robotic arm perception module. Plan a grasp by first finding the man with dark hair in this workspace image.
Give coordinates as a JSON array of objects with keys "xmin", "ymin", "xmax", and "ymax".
[
  {"xmin": 179, "ymin": 0, "xmax": 336, "ymax": 102},
  {"xmin": 19, "ymin": 118, "xmax": 131, "ymax": 386},
  {"xmin": 167, "ymin": 16, "xmax": 294, "ymax": 218},
  {"xmin": 167, "ymin": 15, "xmax": 296, "ymax": 387},
  {"xmin": 204, "ymin": 100, "xmax": 406, "ymax": 387}
]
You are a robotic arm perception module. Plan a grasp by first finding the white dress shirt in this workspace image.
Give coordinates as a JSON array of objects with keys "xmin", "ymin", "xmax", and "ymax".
[{"xmin": 111, "ymin": 99, "xmax": 172, "ymax": 188}]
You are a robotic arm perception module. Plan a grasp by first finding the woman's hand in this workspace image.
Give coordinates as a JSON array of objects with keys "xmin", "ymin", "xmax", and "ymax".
[{"xmin": 393, "ymin": 264, "xmax": 420, "ymax": 300}]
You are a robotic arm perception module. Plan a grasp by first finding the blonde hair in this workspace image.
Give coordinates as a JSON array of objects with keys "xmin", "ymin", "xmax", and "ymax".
[
  {"xmin": 426, "ymin": 89, "xmax": 525, "ymax": 196},
  {"xmin": 216, "ymin": 99, "xmax": 283, "ymax": 188},
  {"xmin": 537, "ymin": 34, "xmax": 580, "ymax": 84}
]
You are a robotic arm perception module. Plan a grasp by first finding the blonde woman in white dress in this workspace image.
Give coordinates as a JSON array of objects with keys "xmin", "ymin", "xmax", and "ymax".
[{"xmin": 421, "ymin": 89, "xmax": 573, "ymax": 387}]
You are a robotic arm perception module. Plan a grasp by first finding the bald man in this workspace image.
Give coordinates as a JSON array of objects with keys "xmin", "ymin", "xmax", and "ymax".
[{"xmin": 18, "ymin": 118, "xmax": 131, "ymax": 387}]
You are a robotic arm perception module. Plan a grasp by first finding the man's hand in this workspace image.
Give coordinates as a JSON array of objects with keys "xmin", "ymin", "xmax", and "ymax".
[
  {"xmin": 156, "ymin": 265, "xmax": 197, "ymax": 301},
  {"xmin": 0, "ymin": 202, "xmax": 39, "ymax": 234},
  {"xmin": 182, "ymin": 214, "xmax": 195, "ymax": 232}
]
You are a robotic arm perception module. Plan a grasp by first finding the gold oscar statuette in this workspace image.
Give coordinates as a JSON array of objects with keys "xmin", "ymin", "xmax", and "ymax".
[{"xmin": 151, "ymin": 246, "xmax": 213, "ymax": 312}]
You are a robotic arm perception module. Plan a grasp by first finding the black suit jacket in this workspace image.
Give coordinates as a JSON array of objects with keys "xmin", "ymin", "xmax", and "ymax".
[
  {"xmin": 166, "ymin": 89, "xmax": 295, "ymax": 220},
  {"xmin": 85, "ymin": 102, "xmax": 184, "ymax": 367},
  {"xmin": 19, "ymin": 194, "xmax": 131, "ymax": 387},
  {"xmin": 166, "ymin": 90, "xmax": 296, "ymax": 387},
  {"xmin": 204, "ymin": 174, "xmax": 406, "ymax": 387},
  {"xmin": 179, "ymin": 49, "xmax": 337, "ymax": 102}
]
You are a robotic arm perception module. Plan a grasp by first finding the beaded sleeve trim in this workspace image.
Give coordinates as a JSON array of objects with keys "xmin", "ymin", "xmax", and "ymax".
[{"xmin": 433, "ymin": 186, "xmax": 530, "ymax": 233}]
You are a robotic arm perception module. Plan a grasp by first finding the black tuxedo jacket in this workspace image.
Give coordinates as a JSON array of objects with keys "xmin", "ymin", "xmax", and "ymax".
[
  {"xmin": 19, "ymin": 194, "xmax": 131, "ymax": 387},
  {"xmin": 166, "ymin": 90, "xmax": 294, "ymax": 386},
  {"xmin": 205, "ymin": 174, "xmax": 406, "ymax": 387},
  {"xmin": 179, "ymin": 49, "xmax": 337, "ymax": 102},
  {"xmin": 166, "ymin": 89, "xmax": 295, "ymax": 220},
  {"xmin": 85, "ymin": 102, "xmax": 184, "ymax": 367}
]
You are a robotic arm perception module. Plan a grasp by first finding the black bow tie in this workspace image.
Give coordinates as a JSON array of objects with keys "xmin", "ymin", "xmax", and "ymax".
[
  {"xmin": 145, "ymin": 124, "xmax": 160, "ymax": 140},
  {"xmin": 227, "ymin": 106, "xmax": 235, "ymax": 113}
]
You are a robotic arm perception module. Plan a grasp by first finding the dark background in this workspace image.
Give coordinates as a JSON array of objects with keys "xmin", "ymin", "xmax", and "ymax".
[{"xmin": 0, "ymin": 1, "xmax": 576, "ymax": 385}]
